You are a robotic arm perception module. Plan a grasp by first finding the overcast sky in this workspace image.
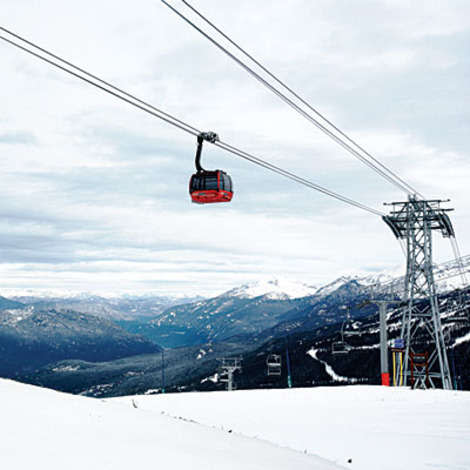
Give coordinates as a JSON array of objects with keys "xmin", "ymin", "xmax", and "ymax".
[{"xmin": 1, "ymin": 0, "xmax": 469, "ymax": 296}]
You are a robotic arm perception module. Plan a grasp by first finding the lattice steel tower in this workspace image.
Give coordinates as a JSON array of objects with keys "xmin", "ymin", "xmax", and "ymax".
[{"xmin": 383, "ymin": 196, "xmax": 454, "ymax": 389}]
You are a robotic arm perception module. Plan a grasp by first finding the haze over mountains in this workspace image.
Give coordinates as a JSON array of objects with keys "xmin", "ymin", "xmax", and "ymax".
[
  {"xmin": 129, "ymin": 276, "xmax": 382, "ymax": 348},
  {"xmin": 22, "ymin": 283, "xmax": 470, "ymax": 398},
  {"xmin": 7, "ymin": 293, "xmax": 203, "ymax": 320},
  {"xmin": 0, "ymin": 273, "xmax": 469, "ymax": 397}
]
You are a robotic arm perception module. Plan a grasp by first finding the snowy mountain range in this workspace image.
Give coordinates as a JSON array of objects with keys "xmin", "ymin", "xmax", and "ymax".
[
  {"xmin": 25, "ymin": 284, "xmax": 470, "ymax": 398},
  {"xmin": 2, "ymin": 270, "xmax": 469, "ymax": 397},
  {"xmin": 8, "ymin": 294, "xmax": 203, "ymax": 321},
  {"xmin": 118, "ymin": 276, "xmax": 387, "ymax": 348},
  {"xmin": 224, "ymin": 278, "xmax": 318, "ymax": 300}
]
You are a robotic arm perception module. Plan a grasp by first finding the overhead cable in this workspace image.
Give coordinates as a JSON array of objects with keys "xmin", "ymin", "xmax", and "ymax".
[
  {"xmin": 0, "ymin": 26, "xmax": 199, "ymax": 136},
  {"xmin": 0, "ymin": 27, "xmax": 384, "ymax": 216},
  {"xmin": 450, "ymin": 236, "xmax": 468, "ymax": 286},
  {"xmin": 162, "ymin": 0, "xmax": 423, "ymax": 198},
  {"xmin": 215, "ymin": 140, "xmax": 384, "ymax": 215}
]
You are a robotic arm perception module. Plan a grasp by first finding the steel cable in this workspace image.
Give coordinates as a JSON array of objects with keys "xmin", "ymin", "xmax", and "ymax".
[
  {"xmin": 180, "ymin": 0, "xmax": 422, "ymax": 198},
  {"xmin": 0, "ymin": 28, "xmax": 384, "ymax": 216},
  {"xmin": 163, "ymin": 0, "xmax": 423, "ymax": 198}
]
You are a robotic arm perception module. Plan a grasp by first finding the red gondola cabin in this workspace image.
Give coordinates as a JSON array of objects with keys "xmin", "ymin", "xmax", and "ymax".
[
  {"xmin": 189, "ymin": 170, "xmax": 233, "ymax": 204},
  {"xmin": 189, "ymin": 131, "xmax": 233, "ymax": 204}
]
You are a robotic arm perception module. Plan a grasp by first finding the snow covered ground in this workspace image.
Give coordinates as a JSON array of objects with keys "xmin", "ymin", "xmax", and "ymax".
[
  {"xmin": 0, "ymin": 378, "xmax": 342, "ymax": 470},
  {"xmin": 115, "ymin": 385, "xmax": 470, "ymax": 470},
  {"xmin": 2, "ymin": 377, "xmax": 469, "ymax": 470}
]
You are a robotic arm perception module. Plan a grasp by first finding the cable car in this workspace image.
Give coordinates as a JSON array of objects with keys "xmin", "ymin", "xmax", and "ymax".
[{"xmin": 189, "ymin": 131, "xmax": 233, "ymax": 204}]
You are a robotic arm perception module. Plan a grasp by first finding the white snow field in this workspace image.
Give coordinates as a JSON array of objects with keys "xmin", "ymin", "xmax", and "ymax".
[
  {"xmin": 115, "ymin": 386, "xmax": 470, "ymax": 470},
  {"xmin": 0, "ymin": 379, "xmax": 342, "ymax": 470}
]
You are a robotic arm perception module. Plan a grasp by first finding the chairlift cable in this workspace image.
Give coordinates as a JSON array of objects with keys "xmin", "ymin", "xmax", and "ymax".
[{"xmin": 0, "ymin": 28, "xmax": 384, "ymax": 216}]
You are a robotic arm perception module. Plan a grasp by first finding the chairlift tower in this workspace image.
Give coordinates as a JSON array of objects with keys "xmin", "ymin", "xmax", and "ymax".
[
  {"xmin": 367, "ymin": 297, "xmax": 401, "ymax": 386},
  {"xmin": 383, "ymin": 196, "xmax": 454, "ymax": 389},
  {"xmin": 218, "ymin": 357, "xmax": 242, "ymax": 391}
]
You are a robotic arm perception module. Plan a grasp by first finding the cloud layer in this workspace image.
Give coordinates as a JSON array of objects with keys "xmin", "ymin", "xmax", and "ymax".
[{"xmin": 1, "ymin": 0, "xmax": 469, "ymax": 295}]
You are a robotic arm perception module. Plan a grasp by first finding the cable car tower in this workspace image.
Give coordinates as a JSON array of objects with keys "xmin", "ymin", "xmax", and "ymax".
[{"xmin": 383, "ymin": 196, "xmax": 455, "ymax": 389}]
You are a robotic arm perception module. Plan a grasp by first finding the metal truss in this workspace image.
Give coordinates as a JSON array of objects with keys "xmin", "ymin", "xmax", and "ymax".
[{"xmin": 383, "ymin": 197, "xmax": 454, "ymax": 389}]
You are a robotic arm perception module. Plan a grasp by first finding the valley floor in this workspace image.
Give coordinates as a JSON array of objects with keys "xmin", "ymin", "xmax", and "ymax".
[{"xmin": 114, "ymin": 385, "xmax": 470, "ymax": 470}]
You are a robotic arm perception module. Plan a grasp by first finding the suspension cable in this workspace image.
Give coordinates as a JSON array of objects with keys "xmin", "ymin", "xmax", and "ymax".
[
  {"xmin": 162, "ymin": 0, "xmax": 423, "ymax": 198},
  {"xmin": 450, "ymin": 236, "xmax": 468, "ymax": 286},
  {"xmin": 180, "ymin": 0, "xmax": 422, "ymax": 198},
  {"xmin": 216, "ymin": 141, "xmax": 384, "ymax": 215},
  {"xmin": 0, "ymin": 37, "xmax": 198, "ymax": 137},
  {"xmin": 0, "ymin": 26, "xmax": 199, "ymax": 136},
  {"xmin": 0, "ymin": 28, "xmax": 384, "ymax": 217}
]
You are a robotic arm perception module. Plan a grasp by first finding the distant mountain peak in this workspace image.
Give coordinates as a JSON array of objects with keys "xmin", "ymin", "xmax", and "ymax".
[
  {"xmin": 314, "ymin": 273, "xmax": 395, "ymax": 296},
  {"xmin": 221, "ymin": 278, "xmax": 318, "ymax": 300}
]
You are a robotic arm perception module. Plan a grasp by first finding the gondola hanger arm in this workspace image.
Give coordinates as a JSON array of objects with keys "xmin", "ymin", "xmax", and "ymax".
[{"xmin": 195, "ymin": 131, "xmax": 219, "ymax": 173}]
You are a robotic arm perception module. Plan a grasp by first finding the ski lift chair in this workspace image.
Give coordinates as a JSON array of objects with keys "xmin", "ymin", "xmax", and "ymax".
[
  {"xmin": 266, "ymin": 354, "xmax": 282, "ymax": 376},
  {"xmin": 332, "ymin": 341, "xmax": 349, "ymax": 355}
]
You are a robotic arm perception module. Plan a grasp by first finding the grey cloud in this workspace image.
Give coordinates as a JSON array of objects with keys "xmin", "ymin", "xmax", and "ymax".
[
  {"xmin": 0, "ymin": 131, "xmax": 37, "ymax": 145},
  {"xmin": 1, "ymin": 0, "xmax": 468, "ymax": 295}
]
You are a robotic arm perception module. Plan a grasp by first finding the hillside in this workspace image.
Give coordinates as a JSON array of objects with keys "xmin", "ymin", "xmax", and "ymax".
[
  {"xmin": 0, "ymin": 378, "xmax": 342, "ymax": 470},
  {"xmin": 0, "ymin": 295, "xmax": 24, "ymax": 310},
  {"xmin": 0, "ymin": 307, "xmax": 161, "ymax": 375}
]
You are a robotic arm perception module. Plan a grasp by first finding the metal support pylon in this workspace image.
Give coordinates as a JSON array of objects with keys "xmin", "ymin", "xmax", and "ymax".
[
  {"xmin": 218, "ymin": 357, "xmax": 242, "ymax": 391},
  {"xmin": 368, "ymin": 299, "xmax": 400, "ymax": 386},
  {"xmin": 383, "ymin": 196, "xmax": 454, "ymax": 389}
]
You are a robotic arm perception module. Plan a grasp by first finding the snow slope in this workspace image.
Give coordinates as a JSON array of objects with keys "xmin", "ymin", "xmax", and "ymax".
[
  {"xmin": 0, "ymin": 379, "xmax": 342, "ymax": 470},
  {"xmin": 307, "ymin": 348, "xmax": 356, "ymax": 383},
  {"xmin": 115, "ymin": 386, "xmax": 470, "ymax": 470}
]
